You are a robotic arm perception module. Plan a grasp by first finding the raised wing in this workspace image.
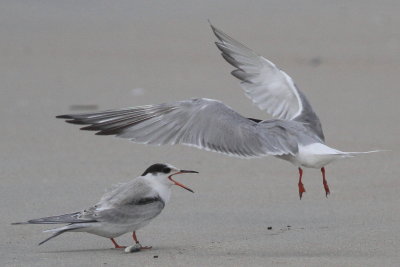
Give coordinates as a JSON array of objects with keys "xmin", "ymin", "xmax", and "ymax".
[
  {"xmin": 57, "ymin": 98, "xmax": 297, "ymax": 158},
  {"xmin": 211, "ymin": 24, "xmax": 325, "ymax": 140},
  {"xmin": 211, "ymin": 24, "xmax": 307, "ymax": 120}
]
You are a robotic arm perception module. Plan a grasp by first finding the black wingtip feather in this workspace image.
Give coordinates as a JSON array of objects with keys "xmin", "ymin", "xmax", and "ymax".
[
  {"xmin": 56, "ymin": 114, "xmax": 72, "ymax": 119},
  {"xmin": 11, "ymin": 222, "xmax": 28, "ymax": 225},
  {"xmin": 80, "ymin": 125, "xmax": 100, "ymax": 131},
  {"xmin": 208, "ymin": 20, "xmax": 215, "ymax": 30},
  {"xmin": 57, "ymin": 115, "xmax": 91, "ymax": 125},
  {"xmin": 95, "ymin": 130, "xmax": 118, "ymax": 136},
  {"xmin": 65, "ymin": 119, "xmax": 89, "ymax": 125}
]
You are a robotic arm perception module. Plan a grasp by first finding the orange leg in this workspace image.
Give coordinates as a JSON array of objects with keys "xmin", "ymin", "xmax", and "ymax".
[
  {"xmin": 321, "ymin": 167, "xmax": 330, "ymax": 197},
  {"xmin": 110, "ymin": 238, "xmax": 126, "ymax": 249},
  {"xmin": 132, "ymin": 231, "xmax": 152, "ymax": 250},
  {"xmin": 298, "ymin": 168, "xmax": 306, "ymax": 199}
]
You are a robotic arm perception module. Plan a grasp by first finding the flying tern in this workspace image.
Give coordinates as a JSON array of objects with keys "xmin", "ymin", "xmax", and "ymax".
[
  {"xmin": 56, "ymin": 24, "xmax": 378, "ymax": 199},
  {"xmin": 13, "ymin": 163, "xmax": 198, "ymax": 249}
]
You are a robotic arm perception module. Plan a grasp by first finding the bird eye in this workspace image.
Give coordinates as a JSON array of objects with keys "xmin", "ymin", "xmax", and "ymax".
[{"xmin": 162, "ymin": 167, "xmax": 171, "ymax": 173}]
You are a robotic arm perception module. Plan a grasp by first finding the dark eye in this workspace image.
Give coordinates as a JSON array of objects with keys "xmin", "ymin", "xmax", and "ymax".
[{"xmin": 162, "ymin": 167, "xmax": 171, "ymax": 173}]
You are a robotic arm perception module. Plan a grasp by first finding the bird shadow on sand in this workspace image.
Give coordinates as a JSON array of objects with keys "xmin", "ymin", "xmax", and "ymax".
[
  {"xmin": 40, "ymin": 226, "xmax": 306, "ymax": 254},
  {"xmin": 42, "ymin": 249, "xmax": 111, "ymax": 254},
  {"xmin": 40, "ymin": 245, "xmax": 165, "ymax": 254},
  {"xmin": 41, "ymin": 247, "xmax": 132, "ymax": 254}
]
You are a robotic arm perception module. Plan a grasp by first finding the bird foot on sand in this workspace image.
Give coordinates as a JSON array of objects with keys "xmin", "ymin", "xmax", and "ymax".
[
  {"xmin": 323, "ymin": 183, "xmax": 330, "ymax": 197},
  {"xmin": 298, "ymin": 182, "xmax": 306, "ymax": 199},
  {"xmin": 110, "ymin": 238, "xmax": 126, "ymax": 249}
]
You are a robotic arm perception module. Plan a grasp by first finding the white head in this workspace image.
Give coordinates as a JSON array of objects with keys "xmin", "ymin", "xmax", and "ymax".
[{"xmin": 141, "ymin": 163, "xmax": 198, "ymax": 193}]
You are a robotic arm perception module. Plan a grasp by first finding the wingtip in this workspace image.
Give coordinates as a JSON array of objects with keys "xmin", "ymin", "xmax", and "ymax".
[
  {"xmin": 80, "ymin": 125, "xmax": 98, "ymax": 131},
  {"xmin": 94, "ymin": 130, "xmax": 117, "ymax": 136},
  {"xmin": 56, "ymin": 115, "xmax": 89, "ymax": 125},
  {"xmin": 11, "ymin": 222, "xmax": 27, "ymax": 225},
  {"xmin": 56, "ymin": 114, "xmax": 71, "ymax": 119},
  {"xmin": 38, "ymin": 238, "xmax": 49, "ymax": 246},
  {"xmin": 208, "ymin": 21, "xmax": 221, "ymax": 37},
  {"xmin": 66, "ymin": 119, "xmax": 88, "ymax": 125},
  {"xmin": 207, "ymin": 19, "xmax": 215, "ymax": 28}
]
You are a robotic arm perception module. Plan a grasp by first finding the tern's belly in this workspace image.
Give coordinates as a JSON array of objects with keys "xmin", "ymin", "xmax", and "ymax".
[
  {"xmin": 296, "ymin": 153, "xmax": 338, "ymax": 168},
  {"xmin": 85, "ymin": 221, "xmax": 151, "ymax": 238},
  {"xmin": 276, "ymin": 143, "xmax": 342, "ymax": 169},
  {"xmin": 296, "ymin": 143, "xmax": 342, "ymax": 168}
]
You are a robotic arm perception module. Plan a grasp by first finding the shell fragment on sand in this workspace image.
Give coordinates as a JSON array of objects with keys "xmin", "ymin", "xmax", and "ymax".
[{"xmin": 124, "ymin": 244, "xmax": 142, "ymax": 253}]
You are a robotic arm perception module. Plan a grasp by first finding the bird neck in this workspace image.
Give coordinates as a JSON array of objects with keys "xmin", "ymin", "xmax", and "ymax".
[{"xmin": 144, "ymin": 175, "xmax": 172, "ymax": 203}]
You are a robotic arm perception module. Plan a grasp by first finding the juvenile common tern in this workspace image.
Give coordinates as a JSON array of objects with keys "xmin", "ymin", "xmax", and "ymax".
[
  {"xmin": 13, "ymin": 163, "xmax": 198, "ymax": 248},
  {"xmin": 56, "ymin": 24, "xmax": 378, "ymax": 199}
]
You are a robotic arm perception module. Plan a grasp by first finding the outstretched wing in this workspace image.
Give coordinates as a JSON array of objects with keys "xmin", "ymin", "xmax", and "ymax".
[
  {"xmin": 57, "ymin": 98, "xmax": 297, "ymax": 157},
  {"xmin": 211, "ymin": 24, "xmax": 307, "ymax": 120},
  {"xmin": 211, "ymin": 24, "xmax": 324, "ymax": 140}
]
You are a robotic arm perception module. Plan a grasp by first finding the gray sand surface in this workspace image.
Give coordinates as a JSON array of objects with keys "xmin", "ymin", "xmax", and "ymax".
[{"xmin": 1, "ymin": 1, "xmax": 399, "ymax": 266}]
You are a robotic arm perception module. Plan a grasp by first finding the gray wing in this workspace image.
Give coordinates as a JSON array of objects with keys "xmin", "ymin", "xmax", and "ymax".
[
  {"xmin": 210, "ymin": 24, "xmax": 324, "ymax": 140},
  {"xmin": 13, "ymin": 179, "xmax": 165, "ymax": 227},
  {"xmin": 12, "ymin": 212, "xmax": 97, "ymax": 225},
  {"xmin": 57, "ymin": 98, "xmax": 298, "ymax": 157},
  {"xmin": 92, "ymin": 198, "xmax": 165, "ymax": 225},
  {"xmin": 82, "ymin": 179, "xmax": 165, "ymax": 224}
]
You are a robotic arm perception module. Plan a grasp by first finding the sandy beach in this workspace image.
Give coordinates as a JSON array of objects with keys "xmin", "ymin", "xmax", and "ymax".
[{"xmin": 1, "ymin": 1, "xmax": 400, "ymax": 266}]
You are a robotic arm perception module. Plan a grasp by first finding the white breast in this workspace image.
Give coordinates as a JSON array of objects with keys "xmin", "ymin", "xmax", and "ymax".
[{"xmin": 147, "ymin": 179, "xmax": 172, "ymax": 204}]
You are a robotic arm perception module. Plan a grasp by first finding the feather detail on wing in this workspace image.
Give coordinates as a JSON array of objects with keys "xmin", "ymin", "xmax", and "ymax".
[
  {"xmin": 57, "ymin": 98, "xmax": 298, "ymax": 157},
  {"xmin": 83, "ymin": 178, "xmax": 166, "ymax": 224},
  {"xmin": 210, "ymin": 23, "xmax": 305, "ymax": 120},
  {"xmin": 12, "ymin": 212, "xmax": 97, "ymax": 225}
]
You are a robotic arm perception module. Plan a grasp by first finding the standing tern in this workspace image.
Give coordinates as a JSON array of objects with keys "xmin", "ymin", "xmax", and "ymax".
[
  {"xmin": 13, "ymin": 163, "xmax": 198, "ymax": 249},
  {"xmin": 56, "ymin": 24, "xmax": 378, "ymax": 199}
]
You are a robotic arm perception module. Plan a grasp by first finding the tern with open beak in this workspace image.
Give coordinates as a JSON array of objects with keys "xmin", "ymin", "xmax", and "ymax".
[
  {"xmin": 56, "ymin": 24, "xmax": 379, "ymax": 199},
  {"xmin": 13, "ymin": 163, "xmax": 198, "ymax": 249}
]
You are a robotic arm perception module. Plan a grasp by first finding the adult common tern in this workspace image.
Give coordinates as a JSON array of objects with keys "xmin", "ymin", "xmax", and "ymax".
[
  {"xmin": 13, "ymin": 163, "xmax": 198, "ymax": 249},
  {"xmin": 56, "ymin": 24, "xmax": 378, "ymax": 199}
]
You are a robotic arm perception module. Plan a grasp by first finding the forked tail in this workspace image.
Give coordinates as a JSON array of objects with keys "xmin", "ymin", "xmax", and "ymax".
[
  {"xmin": 12, "ymin": 211, "xmax": 94, "ymax": 245},
  {"xmin": 36, "ymin": 225, "xmax": 85, "ymax": 245},
  {"xmin": 339, "ymin": 150, "xmax": 384, "ymax": 157}
]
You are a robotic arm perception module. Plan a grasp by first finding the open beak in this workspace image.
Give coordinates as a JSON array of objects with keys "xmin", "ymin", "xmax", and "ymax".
[{"xmin": 168, "ymin": 170, "xmax": 198, "ymax": 193}]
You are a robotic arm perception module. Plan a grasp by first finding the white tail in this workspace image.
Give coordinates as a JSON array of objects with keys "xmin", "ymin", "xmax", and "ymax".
[{"xmin": 341, "ymin": 150, "xmax": 385, "ymax": 156}]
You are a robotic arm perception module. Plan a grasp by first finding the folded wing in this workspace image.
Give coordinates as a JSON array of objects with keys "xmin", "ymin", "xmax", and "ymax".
[
  {"xmin": 89, "ymin": 179, "xmax": 165, "ymax": 224},
  {"xmin": 12, "ymin": 212, "xmax": 97, "ymax": 225}
]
